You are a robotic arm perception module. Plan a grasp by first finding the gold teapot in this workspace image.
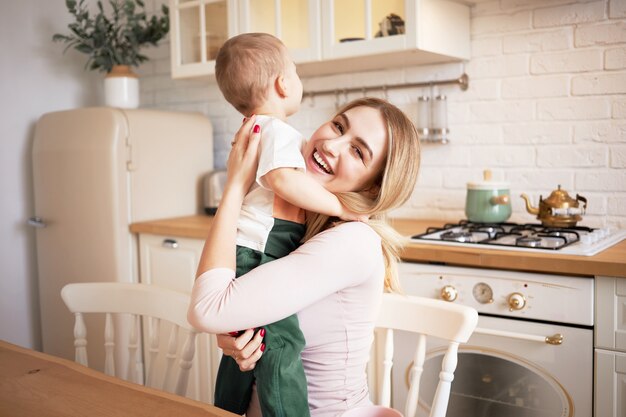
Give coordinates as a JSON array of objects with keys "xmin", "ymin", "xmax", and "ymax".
[{"xmin": 520, "ymin": 185, "xmax": 587, "ymax": 228}]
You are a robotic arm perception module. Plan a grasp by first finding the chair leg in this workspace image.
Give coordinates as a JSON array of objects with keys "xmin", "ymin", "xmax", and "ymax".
[{"xmin": 429, "ymin": 342, "xmax": 459, "ymax": 417}]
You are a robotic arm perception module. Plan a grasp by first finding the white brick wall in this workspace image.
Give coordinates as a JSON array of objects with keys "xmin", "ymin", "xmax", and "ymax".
[{"xmin": 141, "ymin": 0, "xmax": 626, "ymax": 228}]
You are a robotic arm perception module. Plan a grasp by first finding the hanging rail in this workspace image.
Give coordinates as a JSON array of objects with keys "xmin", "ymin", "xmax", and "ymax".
[{"xmin": 303, "ymin": 73, "xmax": 469, "ymax": 98}]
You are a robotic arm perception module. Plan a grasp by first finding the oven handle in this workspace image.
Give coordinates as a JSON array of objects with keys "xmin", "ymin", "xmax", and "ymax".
[{"xmin": 474, "ymin": 327, "xmax": 563, "ymax": 345}]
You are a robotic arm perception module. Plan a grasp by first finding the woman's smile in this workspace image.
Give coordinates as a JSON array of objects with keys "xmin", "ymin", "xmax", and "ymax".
[{"xmin": 312, "ymin": 149, "xmax": 334, "ymax": 174}]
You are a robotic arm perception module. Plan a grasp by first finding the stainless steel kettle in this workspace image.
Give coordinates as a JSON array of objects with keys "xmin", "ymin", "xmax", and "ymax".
[{"xmin": 203, "ymin": 170, "xmax": 227, "ymax": 215}]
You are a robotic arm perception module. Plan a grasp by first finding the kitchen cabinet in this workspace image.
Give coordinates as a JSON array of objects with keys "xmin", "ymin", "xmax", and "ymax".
[
  {"xmin": 137, "ymin": 233, "xmax": 220, "ymax": 403},
  {"xmin": 595, "ymin": 276, "xmax": 626, "ymax": 417},
  {"xmin": 169, "ymin": 0, "xmax": 469, "ymax": 79}
]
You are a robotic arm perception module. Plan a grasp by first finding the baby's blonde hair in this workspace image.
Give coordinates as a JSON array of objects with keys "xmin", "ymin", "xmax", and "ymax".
[
  {"xmin": 215, "ymin": 33, "xmax": 287, "ymax": 116},
  {"xmin": 303, "ymin": 98, "xmax": 421, "ymax": 293}
]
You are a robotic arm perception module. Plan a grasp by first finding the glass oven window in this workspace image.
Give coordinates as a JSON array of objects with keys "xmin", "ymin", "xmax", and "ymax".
[{"xmin": 411, "ymin": 351, "xmax": 571, "ymax": 417}]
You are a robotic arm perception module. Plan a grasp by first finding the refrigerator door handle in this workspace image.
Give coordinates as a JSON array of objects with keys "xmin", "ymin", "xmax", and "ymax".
[
  {"xmin": 28, "ymin": 217, "xmax": 47, "ymax": 228},
  {"xmin": 162, "ymin": 239, "xmax": 179, "ymax": 249}
]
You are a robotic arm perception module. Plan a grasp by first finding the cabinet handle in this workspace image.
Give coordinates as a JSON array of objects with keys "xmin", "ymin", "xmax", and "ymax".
[
  {"xmin": 474, "ymin": 327, "xmax": 564, "ymax": 346},
  {"xmin": 27, "ymin": 217, "xmax": 47, "ymax": 228},
  {"xmin": 162, "ymin": 239, "xmax": 179, "ymax": 249}
]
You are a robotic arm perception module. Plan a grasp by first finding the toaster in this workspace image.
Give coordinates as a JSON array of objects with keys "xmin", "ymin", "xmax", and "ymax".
[{"xmin": 203, "ymin": 170, "xmax": 227, "ymax": 215}]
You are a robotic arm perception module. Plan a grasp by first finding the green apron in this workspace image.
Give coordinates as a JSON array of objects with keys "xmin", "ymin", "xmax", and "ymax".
[{"xmin": 214, "ymin": 219, "xmax": 310, "ymax": 417}]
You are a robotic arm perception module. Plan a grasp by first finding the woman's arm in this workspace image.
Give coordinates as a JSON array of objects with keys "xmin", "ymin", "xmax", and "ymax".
[
  {"xmin": 195, "ymin": 116, "xmax": 260, "ymax": 277},
  {"xmin": 188, "ymin": 221, "xmax": 383, "ymax": 334}
]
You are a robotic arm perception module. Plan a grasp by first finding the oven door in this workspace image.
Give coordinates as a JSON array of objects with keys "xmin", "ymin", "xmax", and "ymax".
[{"xmin": 391, "ymin": 316, "xmax": 592, "ymax": 417}]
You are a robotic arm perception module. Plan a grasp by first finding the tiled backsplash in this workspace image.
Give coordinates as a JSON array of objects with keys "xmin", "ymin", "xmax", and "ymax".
[{"xmin": 141, "ymin": 0, "xmax": 626, "ymax": 228}]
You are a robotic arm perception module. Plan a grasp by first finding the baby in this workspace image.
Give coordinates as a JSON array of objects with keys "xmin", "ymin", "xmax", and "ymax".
[{"xmin": 213, "ymin": 33, "xmax": 361, "ymax": 417}]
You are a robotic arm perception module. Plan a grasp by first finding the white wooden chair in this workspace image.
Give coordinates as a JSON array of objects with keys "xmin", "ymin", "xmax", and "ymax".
[
  {"xmin": 60, "ymin": 282, "xmax": 198, "ymax": 396},
  {"xmin": 375, "ymin": 293, "xmax": 478, "ymax": 417}
]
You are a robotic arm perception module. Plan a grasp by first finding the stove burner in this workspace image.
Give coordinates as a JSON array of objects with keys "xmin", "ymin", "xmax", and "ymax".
[
  {"xmin": 516, "ymin": 236, "xmax": 543, "ymax": 248},
  {"xmin": 441, "ymin": 231, "xmax": 474, "ymax": 243},
  {"xmin": 470, "ymin": 225, "xmax": 505, "ymax": 238}
]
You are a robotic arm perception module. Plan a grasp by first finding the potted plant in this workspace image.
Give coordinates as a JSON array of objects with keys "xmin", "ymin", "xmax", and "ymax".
[{"xmin": 53, "ymin": 0, "xmax": 169, "ymax": 108}]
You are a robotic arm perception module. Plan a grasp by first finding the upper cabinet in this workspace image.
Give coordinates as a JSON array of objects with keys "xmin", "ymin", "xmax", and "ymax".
[{"xmin": 169, "ymin": 0, "xmax": 470, "ymax": 79}]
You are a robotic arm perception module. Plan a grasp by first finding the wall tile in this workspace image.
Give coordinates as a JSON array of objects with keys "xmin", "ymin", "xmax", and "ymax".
[
  {"xmin": 534, "ymin": 1, "xmax": 606, "ymax": 28},
  {"xmin": 613, "ymin": 99, "xmax": 626, "ymax": 118},
  {"xmin": 608, "ymin": 196, "xmax": 626, "ymax": 215},
  {"xmin": 572, "ymin": 72, "xmax": 626, "ymax": 94},
  {"xmin": 610, "ymin": 145, "xmax": 626, "ymax": 167},
  {"xmin": 503, "ymin": 123, "xmax": 571, "ymax": 144},
  {"xmin": 472, "ymin": 10, "xmax": 531, "ymax": 35},
  {"xmin": 575, "ymin": 170, "xmax": 626, "ymax": 190},
  {"xmin": 575, "ymin": 21, "xmax": 626, "ymax": 46},
  {"xmin": 470, "ymin": 100, "xmax": 534, "ymax": 123},
  {"xmin": 609, "ymin": 0, "xmax": 626, "ymax": 18},
  {"xmin": 530, "ymin": 49, "xmax": 603, "ymax": 74},
  {"xmin": 472, "ymin": 37, "xmax": 503, "ymax": 57},
  {"xmin": 501, "ymin": 75, "xmax": 569, "ymax": 98},
  {"xmin": 536, "ymin": 145, "xmax": 608, "ymax": 167},
  {"xmin": 537, "ymin": 97, "xmax": 610, "ymax": 120},
  {"xmin": 605, "ymin": 46, "xmax": 626, "ymax": 69},
  {"xmin": 470, "ymin": 145, "xmax": 536, "ymax": 166},
  {"xmin": 466, "ymin": 54, "xmax": 529, "ymax": 79},
  {"xmin": 573, "ymin": 121, "xmax": 626, "ymax": 143},
  {"xmin": 503, "ymin": 28, "xmax": 572, "ymax": 53}
]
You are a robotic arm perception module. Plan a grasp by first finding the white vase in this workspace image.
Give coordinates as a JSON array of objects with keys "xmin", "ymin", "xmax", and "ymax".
[{"xmin": 104, "ymin": 65, "xmax": 139, "ymax": 108}]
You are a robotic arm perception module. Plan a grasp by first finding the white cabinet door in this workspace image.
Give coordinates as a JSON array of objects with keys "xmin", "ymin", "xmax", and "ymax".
[
  {"xmin": 596, "ymin": 349, "xmax": 626, "ymax": 417},
  {"xmin": 239, "ymin": 0, "xmax": 322, "ymax": 64},
  {"xmin": 169, "ymin": 0, "xmax": 238, "ymax": 79},
  {"xmin": 138, "ymin": 233, "xmax": 220, "ymax": 403}
]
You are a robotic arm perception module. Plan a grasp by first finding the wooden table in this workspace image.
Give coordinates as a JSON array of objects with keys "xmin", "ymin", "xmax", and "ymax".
[{"xmin": 0, "ymin": 340, "xmax": 236, "ymax": 417}]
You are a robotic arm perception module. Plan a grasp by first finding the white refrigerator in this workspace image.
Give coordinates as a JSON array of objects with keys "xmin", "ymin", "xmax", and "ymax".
[{"xmin": 29, "ymin": 107, "xmax": 213, "ymax": 377}]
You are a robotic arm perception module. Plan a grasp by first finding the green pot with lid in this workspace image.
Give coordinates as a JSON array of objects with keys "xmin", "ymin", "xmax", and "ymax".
[{"xmin": 465, "ymin": 170, "xmax": 512, "ymax": 223}]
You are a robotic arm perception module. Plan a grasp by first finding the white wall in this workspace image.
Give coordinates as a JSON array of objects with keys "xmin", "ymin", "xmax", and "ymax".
[
  {"xmin": 0, "ymin": 0, "xmax": 101, "ymax": 348},
  {"xmin": 142, "ymin": 0, "xmax": 626, "ymax": 229},
  {"xmin": 2, "ymin": 0, "xmax": 625, "ymax": 349}
]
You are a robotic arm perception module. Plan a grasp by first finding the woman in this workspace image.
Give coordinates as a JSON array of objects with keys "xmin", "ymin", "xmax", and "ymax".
[{"xmin": 188, "ymin": 97, "xmax": 420, "ymax": 416}]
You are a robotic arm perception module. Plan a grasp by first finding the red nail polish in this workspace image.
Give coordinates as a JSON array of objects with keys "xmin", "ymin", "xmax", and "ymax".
[
  {"xmin": 242, "ymin": 117, "xmax": 247, "ymax": 123},
  {"xmin": 228, "ymin": 331, "xmax": 238, "ymax": 336},
  {"xmin": 253, "ymin": 124, "xmax": 260, "ymax": 133},
  {"xmin": 260, "ymin": 343, "xmax": 266, "ymax": 352},
  {"xmin": 260, "ymin": 328, "xmax": 266, "ymax": 337}
]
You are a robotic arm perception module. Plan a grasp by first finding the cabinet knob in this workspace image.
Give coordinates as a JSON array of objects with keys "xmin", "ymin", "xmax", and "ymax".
[
  {"xmin": 27, "ymin": 217, "xmax": 47, "ymax": 228},
  {"xmin": 162, "ymin": 239, "xmax": 179, "ymax": 249},
  {"xmin": 440, "ymin": 285, "xmax": 458, "ymax": 302},
  {"xmin": 508, "ymin": 292, "xmax": 526, "ymax": 311}
]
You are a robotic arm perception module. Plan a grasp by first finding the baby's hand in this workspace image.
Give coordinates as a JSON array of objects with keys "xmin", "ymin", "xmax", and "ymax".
[{"xmin": 339, "ymin": 208, "xmax": 369, "ymax": 223}]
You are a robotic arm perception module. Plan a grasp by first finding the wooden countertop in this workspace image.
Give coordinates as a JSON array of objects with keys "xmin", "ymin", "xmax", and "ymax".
[
  {"xmin": 0, "ymin": 340, "xmax": 236, "ymax": 417},
  {"xmin": 130, "ymin": 215, "xmax": 626, "ymax": 278}
]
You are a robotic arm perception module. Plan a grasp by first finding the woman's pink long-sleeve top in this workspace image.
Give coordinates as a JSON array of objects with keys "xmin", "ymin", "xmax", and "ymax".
[{"xmin": 188, "ymin": 221, "xmax": 385, "ymax": 416}]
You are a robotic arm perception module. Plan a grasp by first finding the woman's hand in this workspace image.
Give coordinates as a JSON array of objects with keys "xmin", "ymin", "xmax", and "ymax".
[
  {"xmin": 217, "ymin": 328, "xmax": 266, "ymax": 372},
  {"xmin": 194, "ymin": 117, "xmax": 261, "ymax": 275},
  {"xmin": 224, "ymin": 116, "xmax": 262, "ymax": 199}
]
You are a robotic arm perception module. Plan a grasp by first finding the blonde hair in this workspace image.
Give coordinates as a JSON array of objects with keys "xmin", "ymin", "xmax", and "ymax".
[
  {"xmin": 303, "ymin": 98, "xmax": 421, "ymax": 293},
  {"xmin": 215, "ymin": 33, "xmax": 287, "ymax": 116}
]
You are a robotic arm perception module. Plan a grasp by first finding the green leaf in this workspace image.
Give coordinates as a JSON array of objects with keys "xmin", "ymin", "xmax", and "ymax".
[{"xmin": 53, "ymin": 0, "xmax": 169, "ymax": 72}]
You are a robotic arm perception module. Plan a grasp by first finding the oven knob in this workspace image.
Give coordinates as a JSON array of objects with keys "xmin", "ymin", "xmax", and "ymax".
[
  {"xmin": 508, "ymin": 292, "xmax": 526, "ymax": 311},
  {"xmin": 441, "ymin": 285, "xmax": 458, "ymax": 302}
]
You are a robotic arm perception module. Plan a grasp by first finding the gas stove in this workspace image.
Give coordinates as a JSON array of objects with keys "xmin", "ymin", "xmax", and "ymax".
[{"xmin": 410, "ymin": 220, "xmax": 626, "ymax": 256}]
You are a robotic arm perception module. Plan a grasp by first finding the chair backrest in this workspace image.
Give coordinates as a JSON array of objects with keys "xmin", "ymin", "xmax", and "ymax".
[
  {"xmin": 374, "ymin": 293, "xmax": 478, "ymax": 417},
  {"xmin": 61, "ymin": 282, "xmax": 198, "ymax": 396}
]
